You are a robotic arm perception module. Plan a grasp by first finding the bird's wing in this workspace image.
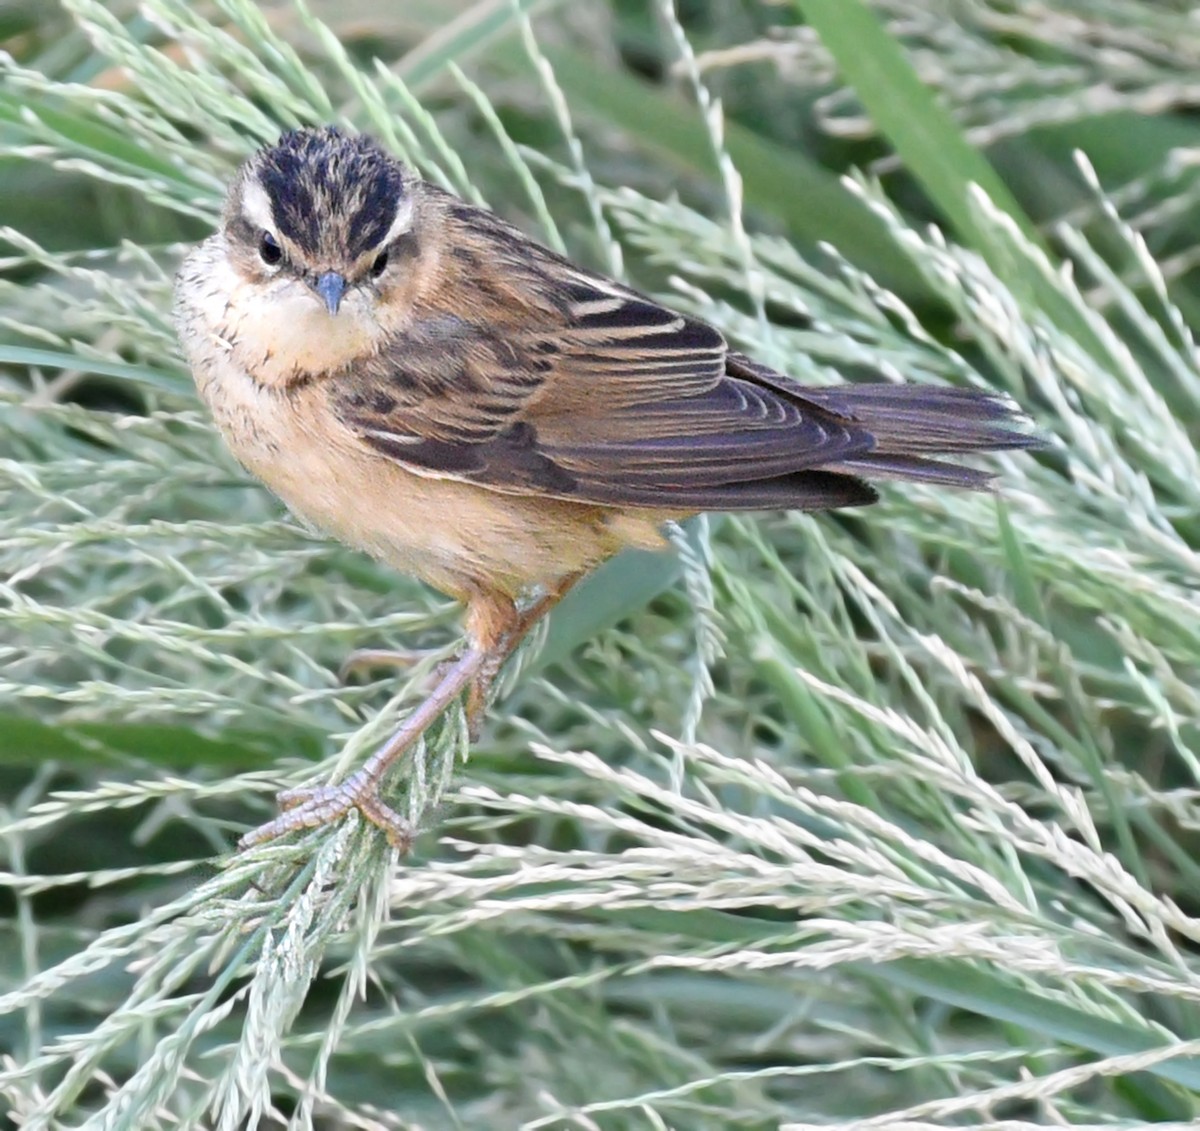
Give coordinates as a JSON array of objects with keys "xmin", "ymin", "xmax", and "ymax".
[{"xmin": 332, "ymin": 267, "xmax": 880, "ymax": 510}]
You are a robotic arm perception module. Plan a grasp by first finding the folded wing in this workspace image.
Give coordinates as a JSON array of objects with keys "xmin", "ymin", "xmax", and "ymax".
[{"xmin": 333, "ymin": 263, "xmax": 1033, "ymax": 512}]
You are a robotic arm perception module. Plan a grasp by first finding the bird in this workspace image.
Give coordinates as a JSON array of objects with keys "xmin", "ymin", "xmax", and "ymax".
[{"xmin": 174, "ymin": 125, "xmax": 1037, "ymax": 850}]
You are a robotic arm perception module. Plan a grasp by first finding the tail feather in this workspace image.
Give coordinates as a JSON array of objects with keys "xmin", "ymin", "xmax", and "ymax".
[
  {"xmin": 823, "ymin": 454, "xmax": 995, "ymax": 489},
  {"xmin": 726, "ymin": 354, "xmax": 1040, "ymax": 494},
  {"xmin": 684, "ymin": 378, "xmax": 1038, "ymax": 506},
  {"xmin": 786, "ymin": 384, "xmax": 1039, "ymax": 491},
  {"xmin": 797, "ymin": 385, "xmax": 1035, "ymax": 455}
]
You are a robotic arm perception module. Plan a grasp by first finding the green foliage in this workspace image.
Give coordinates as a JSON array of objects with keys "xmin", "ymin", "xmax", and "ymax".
[{"xmin": 1, "ymin": 0, "xmax": 1199, "ymax": 1126}]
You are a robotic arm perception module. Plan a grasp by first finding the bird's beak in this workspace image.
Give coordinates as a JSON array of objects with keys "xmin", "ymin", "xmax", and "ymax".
[{"xmin": 314, "ymin": 271, "xmax": 348, "ymax": 316}]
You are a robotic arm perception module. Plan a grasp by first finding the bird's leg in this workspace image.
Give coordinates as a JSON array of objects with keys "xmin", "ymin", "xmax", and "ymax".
[
  {"xmin": 238, "ymin": 575, "xmax": 582, "ymax": 851},
  {"xmin": 461, "ymin": 581, "xmax": 576, "ymax": 737}
]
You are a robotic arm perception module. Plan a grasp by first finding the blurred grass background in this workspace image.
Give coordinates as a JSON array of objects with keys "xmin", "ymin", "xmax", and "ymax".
[{"xmin": 2, "ymin": 0, "xmax": 1200, "ymax": 1127}]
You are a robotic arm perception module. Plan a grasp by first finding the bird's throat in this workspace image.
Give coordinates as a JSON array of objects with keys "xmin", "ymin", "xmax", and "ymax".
[{"xmin": 229, "ymin": 285, "xmax": 377, "ymax": 386}]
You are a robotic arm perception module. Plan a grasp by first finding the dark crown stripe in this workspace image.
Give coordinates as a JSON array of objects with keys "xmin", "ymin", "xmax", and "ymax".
[{"xmin": 253, "ymin": 127, "xmax": 407, "ymax": 258}]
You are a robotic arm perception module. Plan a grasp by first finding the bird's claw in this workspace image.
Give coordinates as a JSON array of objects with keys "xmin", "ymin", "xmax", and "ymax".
[{"xmin": 238, "ymin": 771, "xmax": 413, "ymax": 851}]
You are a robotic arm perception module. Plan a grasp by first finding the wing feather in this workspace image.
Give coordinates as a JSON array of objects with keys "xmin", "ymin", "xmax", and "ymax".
[
  {"xmin": 331, "ymin": 217, "xmax": 1032, "ymax": 510},
  {"xmin": 332, "ymin": 268, "xmax": 880, "ymax": 508}
]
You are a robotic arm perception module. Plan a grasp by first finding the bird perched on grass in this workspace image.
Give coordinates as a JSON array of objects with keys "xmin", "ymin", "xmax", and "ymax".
[{"xmin": 174, "ymin": 126, "xmax": 1036, "ymax": 849}]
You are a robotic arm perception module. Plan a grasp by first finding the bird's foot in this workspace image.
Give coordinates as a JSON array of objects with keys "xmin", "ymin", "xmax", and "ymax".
[
  {"xmin": 239, "ymin": 643, "xmax": 496, "ymax": 851},
  {"xmin": 238, "ymin": 769, "xmax": 413, "ymax": 851},
  {"xmin": 238, "ymin": 584, "xmax": 582, "ymax": 852}
]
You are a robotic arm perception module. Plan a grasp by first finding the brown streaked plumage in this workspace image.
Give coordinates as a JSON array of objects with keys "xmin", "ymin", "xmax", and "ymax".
[{"xmin": 174, "ymin": 125, "xmax": 1037, "ymax": 850}]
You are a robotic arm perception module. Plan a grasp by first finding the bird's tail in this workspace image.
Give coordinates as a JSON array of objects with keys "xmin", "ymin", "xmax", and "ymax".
[{"xmin": 795, "ymin": 383, "xmax": 1040, "ymax": 490}]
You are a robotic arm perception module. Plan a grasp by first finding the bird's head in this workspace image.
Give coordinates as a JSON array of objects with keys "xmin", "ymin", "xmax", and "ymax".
[{"xmin": 217, "ymin": 127, "xmax": 429, "ymax": 383}]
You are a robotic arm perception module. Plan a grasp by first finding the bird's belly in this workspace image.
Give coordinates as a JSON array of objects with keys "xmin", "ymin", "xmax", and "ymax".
[{"xmin": 189, "ymin": 352, "xmax": 660, "ymax": 600}]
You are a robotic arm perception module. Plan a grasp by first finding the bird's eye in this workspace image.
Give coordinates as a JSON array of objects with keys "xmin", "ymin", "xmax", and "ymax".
[
  {"xmin": 370, "ymin": 249, "xmax": 389, "ymax": 278},
  {"xmin": 258, "ymin": 231, "xmax": 282, "ymax": 266}
]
